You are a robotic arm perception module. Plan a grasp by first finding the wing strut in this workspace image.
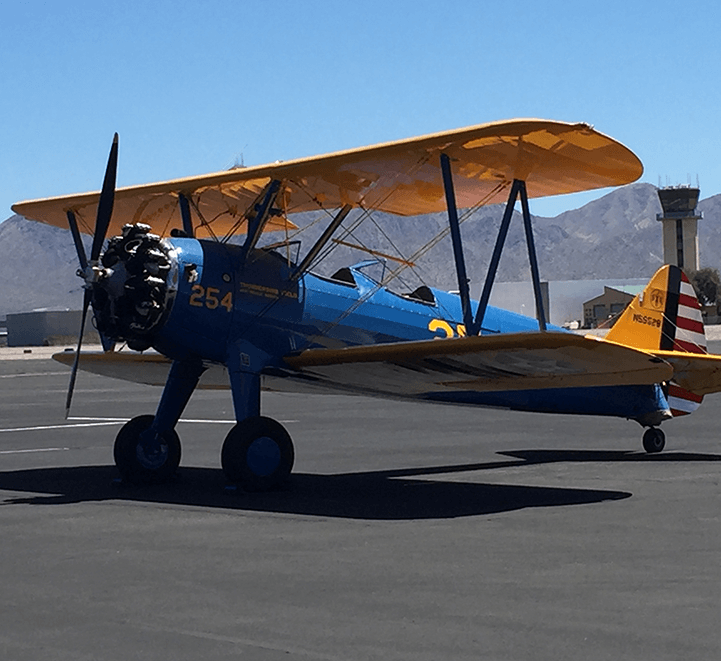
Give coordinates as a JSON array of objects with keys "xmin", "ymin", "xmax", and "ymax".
[
  {"xmin": 242, "ymin": 179, "xmax": 282, "ymax": 257},
  {"xmin": 519, "ymin": 180, "xmax": 548, "ymax": 331},
  {"xmin": 290, "ymin": 204, "xmax": 352, "ymax": 281},
  {"xmin": 440, "ymin": 153, "xmax": 474, "ymax": 336},
  {"xmin": 472, "ymin": 179, "xmax": 547, "ymax": 333},
  {"xmin": 66, "ymin": 210, "xmax": 88, "ymax": 271}
]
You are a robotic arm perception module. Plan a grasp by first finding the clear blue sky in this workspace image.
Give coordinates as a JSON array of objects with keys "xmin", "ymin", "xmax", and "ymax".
[{"xmin": 2, "ymin": 0, "xmax": 720, "ymax": 222}]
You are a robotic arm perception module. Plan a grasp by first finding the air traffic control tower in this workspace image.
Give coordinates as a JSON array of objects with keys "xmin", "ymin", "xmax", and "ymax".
[{"xmin": 656, "ymin": 186, "xmax": 702, "ymax": 271}]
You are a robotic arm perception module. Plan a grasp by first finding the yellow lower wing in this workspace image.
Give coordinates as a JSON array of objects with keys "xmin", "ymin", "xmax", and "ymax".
[
  {"xmin": 52, "ymin": 351, "xmax": 227, "ymax": 389},
  {"xmin": 284, "ymin": 332, "xmax": 672, "ymax": 395},
  {"xmin": 54, "ymin": 332, "xmax": 673, "ymax": 397}
]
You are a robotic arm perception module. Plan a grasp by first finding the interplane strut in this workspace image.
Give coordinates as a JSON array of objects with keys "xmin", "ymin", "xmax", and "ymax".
[{"xmin": 439, "ymin": 157, "xmax": 548, "ymax": 335}]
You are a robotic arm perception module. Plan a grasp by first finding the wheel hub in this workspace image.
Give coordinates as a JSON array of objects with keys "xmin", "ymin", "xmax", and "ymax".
[
  {"xmin": 246, "ymin": 436, "xmax": 282, "ymax": 476},
  {"xmin": 135, "ymin": 439, "xmax": 170, "ymax": 470}
]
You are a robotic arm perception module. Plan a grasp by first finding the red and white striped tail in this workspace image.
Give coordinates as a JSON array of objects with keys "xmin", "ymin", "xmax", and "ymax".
[
  {"xmin": 672, "ymin": 272, "xmax": 707, "ymax": 354},
  {"xmin": 666, "ymin": 271, "xmax": 706, "ymax": 416},
  {"xmin": 667, "ymin": 382, "xmax": 703, "ymax": 417}
]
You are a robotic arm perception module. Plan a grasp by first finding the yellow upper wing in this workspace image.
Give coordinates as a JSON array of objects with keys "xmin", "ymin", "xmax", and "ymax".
[{"xmin": 13, "ymin": 119, "xmax": 642, "ymax": 240}]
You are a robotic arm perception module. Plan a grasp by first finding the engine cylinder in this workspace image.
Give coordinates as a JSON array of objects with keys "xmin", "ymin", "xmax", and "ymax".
[{"xmin": 93, "ymin": 224, "xmax": 176, "ymax": 350}]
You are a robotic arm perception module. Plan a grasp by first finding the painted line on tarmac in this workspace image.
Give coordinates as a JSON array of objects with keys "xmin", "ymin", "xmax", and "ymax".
[
  {"xmin": 0, "ymin": 447, "xmax": 69, "ymax": 454},
  {"xmin": 68, "ymin": 417, "xmax": 299, "ymax": 424},
  {"xmin": 69, "ymin": 416, "xmax": 237, "ymax": 424},
  {"xmin": 0, "ymin": 372, "xmax": 69, "ymax": 378},
  {"xmin": 0, "ymin": 421, "xmax": 124, "ymax": 433},
  {"xmin": 0, "ymin": 417, "xmax": 298, "ymax": 434}
]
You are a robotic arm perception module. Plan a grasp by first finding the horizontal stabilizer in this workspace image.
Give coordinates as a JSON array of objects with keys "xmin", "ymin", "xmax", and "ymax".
[{"xmin": 652, "ymin": 350, "xmax": 721, "ymax": 396}]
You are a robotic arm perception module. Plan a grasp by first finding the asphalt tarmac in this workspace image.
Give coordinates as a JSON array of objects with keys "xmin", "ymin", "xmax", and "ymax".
[{"xmin": 1, "ymin": 348, "xmax": 720, "ymax": 660}]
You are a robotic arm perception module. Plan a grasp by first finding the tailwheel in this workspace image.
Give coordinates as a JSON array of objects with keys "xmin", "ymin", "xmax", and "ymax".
[
  {"xmin": 642, "ymin": 427, "xmax": 666, "ymax": 454},
  {"xmin": 221, "ymin": 416, "xmax": 294, "ymax": 491},
  {"xmin": 114, "ymin": 414, "xmax": 181, "ymax": 484}
]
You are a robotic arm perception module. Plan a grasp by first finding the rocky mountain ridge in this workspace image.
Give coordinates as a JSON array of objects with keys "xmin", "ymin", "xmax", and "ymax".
[{"xmin": 2, "ymin": 182, "xmax": 720, "ymax": 320}]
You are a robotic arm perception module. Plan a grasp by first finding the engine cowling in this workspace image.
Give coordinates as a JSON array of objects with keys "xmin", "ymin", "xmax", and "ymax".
[{"xmin": 91, "ymin": 224, "xmax": 176, "ymax": 350}]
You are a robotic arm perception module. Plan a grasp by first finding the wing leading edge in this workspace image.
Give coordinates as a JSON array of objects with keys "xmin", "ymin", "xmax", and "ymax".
[
  {"xmin": 53, "ymin": 333, "xmax": 671, "ymax": 398},
  {"xmin": 282, "ymin": 332, "xmax": 672, "ymax": 396},
  {"xmin": 14, "ymin": 119, "xmax": 642, "ymax": 240}
]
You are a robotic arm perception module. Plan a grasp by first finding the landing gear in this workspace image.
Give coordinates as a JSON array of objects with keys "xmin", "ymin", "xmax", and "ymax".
[
  {"xmin": 114, "ymin": 415, "xmax": 181, "ymax": 484},
  {"xmin": 221, "ymin": 416, "xmax": 295, "ymax": 491},
  {"xmin": 642, "ymin": 427, "xmax": 666, "ymax": 454},
  {"xmin": 111, "ymin": 355, "xmax": 296, "ymax": 490}
]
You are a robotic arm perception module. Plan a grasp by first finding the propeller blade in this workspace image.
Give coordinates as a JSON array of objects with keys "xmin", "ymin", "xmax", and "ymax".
[
  {"xmin": 90, "ymin": 133, "xmax": 119, "ymax": 262},
  {"xmin": 66, "ymin": 211, "xmax": 88, "ymax": 271},
  {"xmin": 65, "ymin": 289, "xmax": 92, "ymax": 418}
]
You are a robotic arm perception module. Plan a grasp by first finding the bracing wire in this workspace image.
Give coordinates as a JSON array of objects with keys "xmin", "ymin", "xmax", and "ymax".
[
  {"xmin": 297, "ymin": 181, "xmax": 511, "ymax": 348},
  {"xmin": 228, "ymin": 155, "xmax": 511, "ymax": 349}
]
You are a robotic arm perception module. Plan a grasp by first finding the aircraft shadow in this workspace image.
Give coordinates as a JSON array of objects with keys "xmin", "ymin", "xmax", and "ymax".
[
  {"xmin": 0, "ymin": 461, "xmax": 631, "ymax": 520},
  {"xmin": 498, "ymin": 449, "xmax": 721, "ymax": 464},
  {"xmin": 2, "ymin": 448, "xmax": 718, "ymax": 519}
]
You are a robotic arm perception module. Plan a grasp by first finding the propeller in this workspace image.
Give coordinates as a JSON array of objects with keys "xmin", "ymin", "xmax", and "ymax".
[
  {"xmin": 65, "ymin": 133, "xmax": 119, "ymax": 417},
  {"xmin": 91, "ymin": 133, "xmax": 119, "ymax": 262},
  {"xmin": 65, "ymin": 289, "xmax": 92, "ymax": 416}
]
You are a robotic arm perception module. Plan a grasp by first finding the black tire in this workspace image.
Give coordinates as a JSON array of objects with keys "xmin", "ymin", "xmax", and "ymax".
[
  {"xmin": 113, "ymin": 414, "xmax": 181, "ymax": 484},
  {"xmin": 642, "ymin": 427, "xmax": 666, "ymax": 454},
  {"xmin": 221, "ymin": 416, "xmax": 294, "ymax": 491}
]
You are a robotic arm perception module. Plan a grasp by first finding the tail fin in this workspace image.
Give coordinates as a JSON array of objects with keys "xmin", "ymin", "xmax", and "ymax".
[
  {"xmin": 605, "ymin": 264, "xmax": 706, "ymax": 416},
  {"xmin": 606, "ymin": 265, "xmax": 706, "ymax": 354}
]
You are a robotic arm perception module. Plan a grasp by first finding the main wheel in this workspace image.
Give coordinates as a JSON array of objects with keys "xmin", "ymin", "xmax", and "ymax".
[
  {"xmin": 642, "ymin": 427, "xmax": 666, "ymax": 454},
  {"xmin": 114, "ymin": 414, "xmax": 181, "ymax": 484},
  {"xmin": 221, "ymin": 416, "xmax": 294, "ymax": 491}
]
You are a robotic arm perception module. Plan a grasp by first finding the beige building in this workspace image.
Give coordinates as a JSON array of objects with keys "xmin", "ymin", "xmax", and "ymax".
[{"xmin": 583, "ymin": 285, "xmax": 644, "ymax": 328}]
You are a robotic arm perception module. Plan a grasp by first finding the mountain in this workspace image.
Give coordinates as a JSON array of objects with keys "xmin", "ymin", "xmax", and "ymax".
[
  {"xmin": 2, "ymin": 182, "xmax": 721, "ymax": 320},
  {"xmin": 0, "ymin": 214, "xmax": 88, "ymax": 320},
  {"xmin": 287, "ymin": 182, "xmax": 671, "ymax": 290}
]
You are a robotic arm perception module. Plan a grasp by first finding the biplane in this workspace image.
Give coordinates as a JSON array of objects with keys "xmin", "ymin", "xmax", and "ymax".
[{"xmin": 12, "ymin": 119, "xmax": 721, "ymax": 489}]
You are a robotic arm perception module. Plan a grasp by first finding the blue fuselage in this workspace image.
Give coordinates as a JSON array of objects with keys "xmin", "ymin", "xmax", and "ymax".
[{"xmin": 149, "ymin": 239, "xmax": 669, "ymax": 425}]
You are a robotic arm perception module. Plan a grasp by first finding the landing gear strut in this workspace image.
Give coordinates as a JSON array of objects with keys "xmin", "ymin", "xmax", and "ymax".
[
  {"xmin": 642, "ymin": 427, "xmax": 665, "ymax": 454},
  {"xmin": 113, "ymin": 358, "xmax": 202, "ymax": 484},
  {"xmin": 111, "ymin": 353, "xmax": 296, "ymax": 490}
]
